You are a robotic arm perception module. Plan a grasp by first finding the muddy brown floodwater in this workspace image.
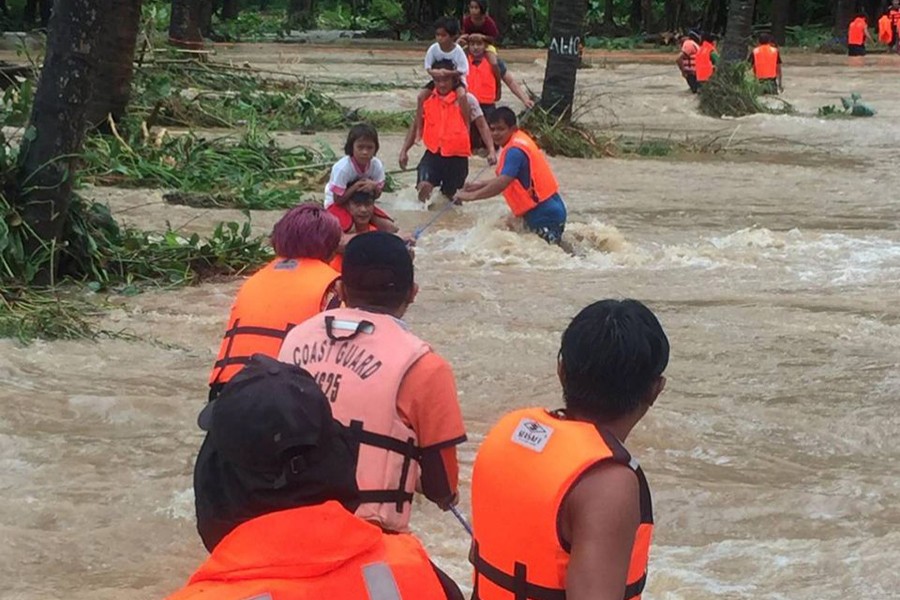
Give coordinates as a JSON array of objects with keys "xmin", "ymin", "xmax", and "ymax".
[{"xmin": 1, "ymin": 44, "xmax": 899, "ymax": 600}]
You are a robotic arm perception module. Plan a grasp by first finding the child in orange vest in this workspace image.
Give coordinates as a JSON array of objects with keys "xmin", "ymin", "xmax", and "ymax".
[
  {"xmin": 400, "ymin": 62, "xmax": 495, "ymax": 203},
  {"xmin": 328, "ymin": 190, "xmax": 381, "ymax": 272},
  {"xmin": 325, "ymin": 124, "xmax": 397, "ymax": 234},
  {"xmin": 848, "ymin": 12, "xmax": 874, "ymax": 56}
]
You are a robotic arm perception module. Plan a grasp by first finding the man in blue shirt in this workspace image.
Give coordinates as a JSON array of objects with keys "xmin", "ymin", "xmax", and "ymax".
[{"xmin": 454, "ymin": 107, "xmax": 567, "ymax": 245}]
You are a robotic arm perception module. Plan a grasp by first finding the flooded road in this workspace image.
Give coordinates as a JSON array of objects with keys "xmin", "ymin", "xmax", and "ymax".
[{"xmin": 1, "ymin": 44, "xmax": 899, "ymax": 599}]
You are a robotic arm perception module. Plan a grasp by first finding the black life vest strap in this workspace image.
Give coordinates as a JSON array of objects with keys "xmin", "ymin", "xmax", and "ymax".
[
  {"xmin": 210, "ymin": 318, "xmax": 295, "ymax": 383},
  {"xmin": 473, "ymin": 544, "xmax": 645, "ymax": 600},
  {"xmin": 472, "ymin": 543, "xmax": 566, "ymax": 600},
  {"xmin": 348, "ymin": 420, "xmax": 421, "ymax": 513}
]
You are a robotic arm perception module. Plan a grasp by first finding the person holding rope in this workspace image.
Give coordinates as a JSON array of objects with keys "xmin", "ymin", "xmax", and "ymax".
[
  {"xmin": 277, "ymin": 232, "xmax": 467, "ymax": 534},
  {"xmin": 453, "ymin": 107, "xmax": 567, "ymax": 245},
  {"xmin": 470, "ymin": 299, "xmax": 669, "ymax": 600},
  {"xmin": 182, "ymin": 356, "xmax": 463, "ymax": 599}
]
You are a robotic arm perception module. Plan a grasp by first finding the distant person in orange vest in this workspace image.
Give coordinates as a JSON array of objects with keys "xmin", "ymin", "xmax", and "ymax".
[
  {"xmin": 466, "ymin": 33, "xmax": 501, "ymax": 124},
  {"xmin": 207, "ymin": 204, "xmax": 341, "ymax": 401},
  {"xmin": 749, "ymin": 33, "xmax": 783, "ymax": 94},
  {"xmin": 878, "ymin": 10, "xmax": 893, "ymax": 45},
  {"xmin": 470, "ymin": 299, "xmax": 668, "ymax": 600},
  {"xmin": 400, "ymin": 60, "xmax": 495, "ymax": 203},
  {"xmin": 889, "ymin": 0, "xmax": 900, "ymax": 51},
  {"xmin": 453, "ymin": 107, "xmax": 568, "ymax": 245},
  {"xmin": 278, "ymin": 232, "xmax": 467, "ymax": 534},
  {"xmin": 676, "ymin": 30, "xmax": 701, "ymax": 93},
  {"xmin": 695, "ymin": 32, "xmax": 719, "ymax": 88},
  {"xmin": 848, "ymin": 12, "xmax": 874, "ymax": 56},
  {"xmin": 181, "ymin": 356, "xmax": 462, "ymax": 600}
]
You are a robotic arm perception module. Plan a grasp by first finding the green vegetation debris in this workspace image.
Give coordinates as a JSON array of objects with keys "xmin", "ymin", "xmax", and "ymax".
[
  {"xmin": 520, "ymin": 106, "xmax": 615, "ymax": 159},
  {"xmin": 698, "ymin": 62, "xmax": 792, "ymax": 118},
  {"xmin": 80, "ymin": 122, "xmax": 334, "ymax": 209},
  {"xmin": 817, "ymin": 93, "xmax": 876, "ymax": 118}
]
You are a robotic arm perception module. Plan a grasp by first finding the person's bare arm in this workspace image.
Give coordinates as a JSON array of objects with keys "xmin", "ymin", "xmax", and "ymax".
[
  {"xmin": 776, "ymin": 64, "xmax": 783, "ymax": 92},
  {"xmin": 399, "ymin": 102, "xmax": 424, "ymax": 169},
  {"xmin": 333, "ymin": 179, "xmax": 369, "ymax": 206},
  {"xmin": 473, "ymin": 115, "xmax": 496, "ymax": 164},
  {"xmin": 562, "ymin": 463, "xmax": 641, "ymax": 600},
  {"xmin": 502, "ymin": 72, "xmax": 535, "ymax": 108},
  {"xmin": 454, "ymin": 174, "xmax": 513, "ymax": 202}
]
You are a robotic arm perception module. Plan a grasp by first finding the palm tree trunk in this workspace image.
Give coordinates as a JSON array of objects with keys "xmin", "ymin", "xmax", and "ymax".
[
  {"xmin": 721, "ymin": 0, "xmax": 755, "ymax": 61},
  {"xmin": 169, "ymin": 0, "xmax": 203, "ymax": 45},
  {"xmin": 221, "ymin": 0, "xmax": 239, "ymax": 19},
  {"xmin": 771, "ymin": 0, "xmax": 790, "ymax": 44},
  {"xmin": 15, "ymin": 0, "xmax": 108, "ymax": 284},
  {"xmin": 540, "ymin": 0, "xmax": 587, "ymax": 118},
  {"xmin": 85, "ymin": 0, "xmax": 143, "ymax": 128},
  {"xmin": 287, "ymin": 0, "xmax": 316, "ymax": 29},
  {"xmin": 604, "ymin": 0, "xmax": 615, "ymax": 26},
  {"xmin": 833, "ymin": 0, "xmax": 853, "ymax": 39}
]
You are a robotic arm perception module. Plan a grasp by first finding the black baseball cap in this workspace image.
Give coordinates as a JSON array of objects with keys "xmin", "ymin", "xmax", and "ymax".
[
  {"xmin": 341, "ymin": 231, "xmax": 414, "ymax": 293},
  {"xmin": 198, "ymin": 354, "xmax": 347, "ymax": 483}
]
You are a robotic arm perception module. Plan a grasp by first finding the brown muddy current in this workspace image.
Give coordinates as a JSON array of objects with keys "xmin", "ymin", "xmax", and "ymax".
[{"xmin": 1, "ymin": 45, "xmax": 899, "ymax": 599}]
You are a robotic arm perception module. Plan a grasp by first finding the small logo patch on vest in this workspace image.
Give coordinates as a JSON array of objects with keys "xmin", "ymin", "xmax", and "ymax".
[{"xmin": 511, "ymin": 418, "xmax": 553, "ymax": 452}]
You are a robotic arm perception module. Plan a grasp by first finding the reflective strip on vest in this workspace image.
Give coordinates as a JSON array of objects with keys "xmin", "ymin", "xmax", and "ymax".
[
  {"xmin": 277, "ymin": 308, "xmax": 431, "ymax": 531},
  {"xmin": 363, "ymin": 562, "xmax": 403, "ymax": 600},
  {"xmin": 681, "ymin": 40, "xmax": 699, "ymax": 72},
  {"xmin": 752, "ymin": 45, "xmax": 779, "ymax": 80},
  {"xmin": 496, "ymin": 131, "xmax": 560, "ymax": 217},
  {"xmin": 471, "ymin": 408, "xmax": 653, "ymax": 600},
  {"xmin": 422, "ymin": 90, "xmax": 472, "ymax": 158},
  {"xmin": 469, "ymin": 55, "xmax": 498, "ymax": 104}
]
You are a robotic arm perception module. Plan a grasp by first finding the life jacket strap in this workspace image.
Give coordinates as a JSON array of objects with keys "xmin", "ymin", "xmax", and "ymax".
[
  {"xmin": 472, "ymin": 544, "xmax": 566, "ymax": 600},
  {"xmin": 348, "ymin": 420, "xmax": 421, "ymax": 513}
]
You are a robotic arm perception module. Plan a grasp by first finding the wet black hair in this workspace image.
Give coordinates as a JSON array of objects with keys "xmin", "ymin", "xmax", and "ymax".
[
  {"xmin": 348, "ymin": 188, "xmax": 375, "ymax": 204},
  {"xmin": 487, "ymin": 106, "xmax": 517, "ymax": 127},
  {"xmin": 344, "ymin": 123, "xmax": 380, "ymax": 156},
  {"xmin": 758, "ymin": 32, "xmax": 776, "ymax": 44},
  {"xmin": 431, "ymin": 59, "xmax": 462, "ymax": 85},
  {"xmin": 435, "ymin": 16, "xmax": 460, "ymax": 37},
  {"xmin": 559, "ymin": 299, "xmax": 669, "ymax": 421},
  {"xmin": 469, "ymin": 0, "xmax": 488, "ymax": 13}
]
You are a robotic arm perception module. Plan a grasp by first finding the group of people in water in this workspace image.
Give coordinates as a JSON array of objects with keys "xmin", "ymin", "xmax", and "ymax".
[
  {"xmin": 677, "ymin": 2, "xmax": 900, "ymax": 95},
  {"xmin": 169, "ymin": 215, "xmax": 669, "ymax": 598},
  {"xmin": 162, "ymin": 4, "xmax": 691, "ymax": 598}
]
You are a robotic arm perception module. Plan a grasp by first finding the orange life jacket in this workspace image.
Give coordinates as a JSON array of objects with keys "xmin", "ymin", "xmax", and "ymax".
[
  {"xmin": 165, "ymin": 501, "xmax": 447, "ymax": 600},
  {"xmin": 208, "ymin": 258, "xmax": 338, "ymax": 391},
  {"xmin": 696, "ymin": 41, "xmax": 716, "ymax": 82},
  {"xmin": 468, "ymin": 54, "xmax": 498, "ymax": 105},
  {"xmin": 278, "ymin": 308, "xmax": 430, "ymax": 532},
  {"xmin": 496, "ymin": 130, "xmax": 560, "ymax": 217},
  {"xmin": 752, "ymin": 44, "xmax": 779, "ymax": 80},
  {"xmin": 680, "ymin": 39, "xmax": 699, "ymax": 72},
  {"xmin": 879, "ymin": 15, "xmax": 893, "ymax": 43},
  {"xmin": 471, "ymin": 408, "xmax": 654, "ymax": 600},
  {"xmin": 848, "ymin": 17, "xmax": 868, "ymax": 45},
  {"xmin": 890, "ymin": 8, "xmax": 900, "ymax": 26},
  {"xmin": 329, "ymin": 224, "xmax": 378, "ymax": 272},
  {"xmin": 422, "ymin": 90, "xmax": 472, "ymax": 158}
]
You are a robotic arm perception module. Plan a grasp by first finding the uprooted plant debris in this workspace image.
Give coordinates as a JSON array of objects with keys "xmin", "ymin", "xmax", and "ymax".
[
  {"xmin": 698, "ymin": 62, "xmax": 792, "ymax": 118},
  {"xmin": 132, "ymin": 58, "xmax": 414, "ymax": 132},
  {"xmin": 520, "ymin": 106, "xmax": 616, "ymax": 159},
  {"xmin": 80, "ymin": 121, "xmax": 336, "ymax": 210}
]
